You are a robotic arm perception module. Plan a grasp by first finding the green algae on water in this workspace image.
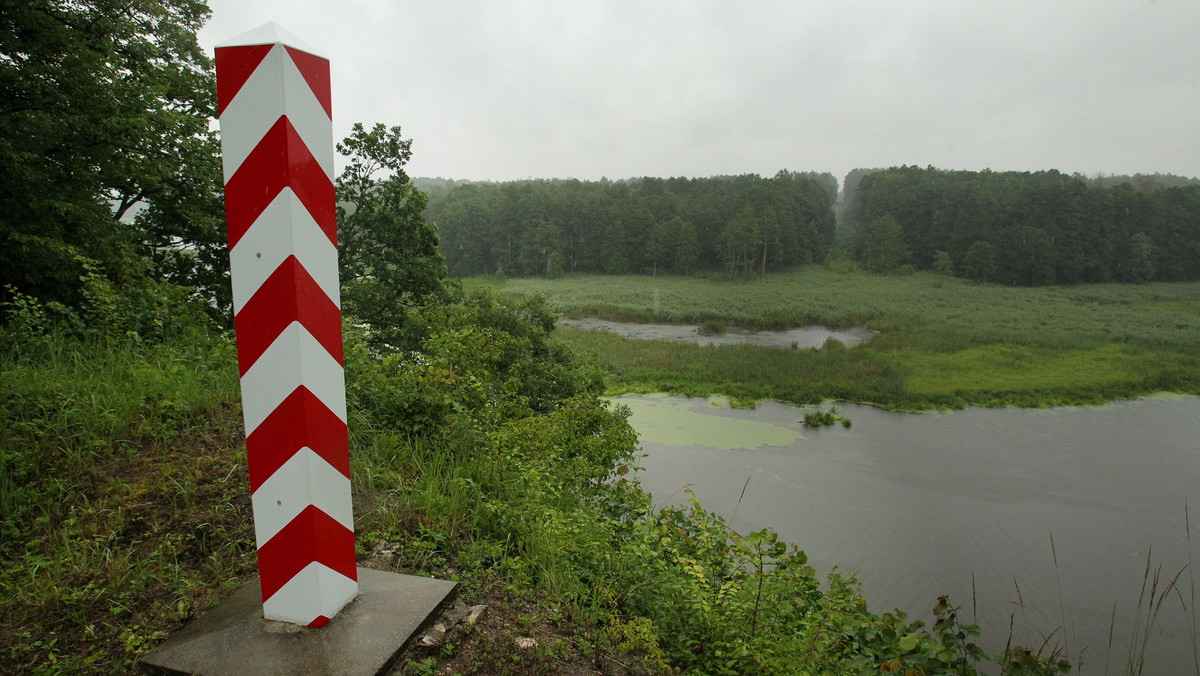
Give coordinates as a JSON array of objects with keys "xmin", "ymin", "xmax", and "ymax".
[{"xmin": 616, "ymin": 393, "xmax": 803, "ymax": 450}]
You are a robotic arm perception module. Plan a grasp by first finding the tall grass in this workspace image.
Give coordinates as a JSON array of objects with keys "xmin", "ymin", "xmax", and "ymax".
[
  {"xmin": 1, "ymin": 332, "xmax": 239, "ymax": 531},
  {"xmin": 0, "ymin": 332, "xmax": 252, "ymax": 672},
  {"xmin": 1102, "ymin": 546, "xmax": 1194, "ymax": 676}
]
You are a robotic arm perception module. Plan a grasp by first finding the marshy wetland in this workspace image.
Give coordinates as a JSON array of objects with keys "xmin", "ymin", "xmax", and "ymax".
[{"xmin": 494, "ymin": 267, "xmax": 1200, "ymax": 410}]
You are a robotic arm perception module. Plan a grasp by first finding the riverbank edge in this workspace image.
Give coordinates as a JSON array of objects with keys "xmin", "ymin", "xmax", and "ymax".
[
  {"xmin": 561, "ymin": 332, "xmax": 1200, "ymax": 413},
  {"xmin": 599, "ymin": 380, "xmax": 1200, "ymax": 414}
]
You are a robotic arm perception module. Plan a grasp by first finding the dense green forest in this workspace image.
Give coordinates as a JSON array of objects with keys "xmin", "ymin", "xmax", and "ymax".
[
  {"xmin": 425, "ymin": 168, "xmax": 1200, "ymax": 288},
  {"xmin": 425, "ymin": 172, "xmax": 839, "ymax": 277},
  {"xmin": 846, "ymin": 166, "xmax": 1200, "ymax": 285}
]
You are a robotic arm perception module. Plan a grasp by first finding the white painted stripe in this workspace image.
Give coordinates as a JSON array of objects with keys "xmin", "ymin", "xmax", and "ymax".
[
  {"xmin": 251, "ymin": 448, "xmax": 353, "ymax": 548},
  {"xmin": 262, "ymin": 561, "xmax": 359, "ymax": 624},
  {"xmin": 239, "ymin": 322, "xmax": 347, "ymax": 435},
  {"xmin": 219, "ymin": 43, "xmax": 334, "ymax": 185},
  {"xmin": 229, "ymin": 189, "xmax": 340, "ymax": 314}
]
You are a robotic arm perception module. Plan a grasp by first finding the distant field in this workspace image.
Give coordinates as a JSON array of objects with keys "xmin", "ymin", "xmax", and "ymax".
[{"xmin": 476, "ymin": 267, "xmax": 1200, "ymax": 409}]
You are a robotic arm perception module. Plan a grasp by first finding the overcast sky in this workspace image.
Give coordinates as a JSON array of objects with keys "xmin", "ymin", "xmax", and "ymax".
[{"xmin": 197, "ymin": 1, "xmax": 1200, "ymax": 187}]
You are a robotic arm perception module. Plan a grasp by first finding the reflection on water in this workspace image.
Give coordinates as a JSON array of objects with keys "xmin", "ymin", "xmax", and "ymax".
[
  {"xmin": 621, "ymin": 393, "xmax": 1200, "ymax": 673},
  {"xmin": 558, "ymin": 318, "xmax": 873, "ymax": 348}
]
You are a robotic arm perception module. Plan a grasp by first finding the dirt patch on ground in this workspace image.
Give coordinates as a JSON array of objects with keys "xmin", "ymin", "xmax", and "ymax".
[{"xmin": 391, "ymin": 588, "xmax": 639, "ymax": 676}]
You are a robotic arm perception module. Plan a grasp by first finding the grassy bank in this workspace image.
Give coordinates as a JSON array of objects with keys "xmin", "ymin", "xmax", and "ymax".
[
  {"xmin": 491, "ymin": 267, "xmax": 1200, "ymax": 409},
  {"xmin": 0, "ymin": 330, "xmax": 253, "ymax": 672}
]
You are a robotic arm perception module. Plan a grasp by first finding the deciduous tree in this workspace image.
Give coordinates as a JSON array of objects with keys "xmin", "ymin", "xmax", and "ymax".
[
  {"xmin": 335, "ymin": 122, "xmax": 447, "ymax": 349},
  {"xmin": 0, "ymin": 0, "xmax": 221, "ymax": 317},
  {"xmin": 859, "ymin": 213, "xmax": 910, "ymax": 272}
]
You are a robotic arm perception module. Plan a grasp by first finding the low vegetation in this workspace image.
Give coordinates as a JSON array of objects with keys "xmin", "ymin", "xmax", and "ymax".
[
  {"xmin": 2, "ymin": 284, "xmax": 1077, "ymax": 674},
  {"xmin": 494, "ymin": 266, "xmax": 1200, "ymax": 410},
  {"xmin": 0, "ymin": 296, "xmax": 251, "ymax": 672},
  {"xmin": 802, "ymin": 405, "xmax": 853, "ymax": 428}
]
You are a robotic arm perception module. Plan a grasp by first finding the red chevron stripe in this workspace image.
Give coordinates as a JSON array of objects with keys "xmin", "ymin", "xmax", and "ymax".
[
  {"xmin": 257, "ymin": 505, "xmax": 357, "ymax": 602},
  {"xmin": 224, "ymin": 116, "xmax": 336, "ymax": 249},
  {"xmin": 246, "ymin": 387, "xmax": 350, "ymax": 492},
  {"xmin": 234, "ymin": 256, "xmax": 343, "ymax": 376},
  {"xmin": 308, "ymin": 615, "xmax": 331, "ymax": 628},
  {"xmin": 285, "ymin": 46, "xmax": 332, "ymax": 119},
  {"xmin": 215, "ymin": 44, "xmax": 274, "ymax": 117}
]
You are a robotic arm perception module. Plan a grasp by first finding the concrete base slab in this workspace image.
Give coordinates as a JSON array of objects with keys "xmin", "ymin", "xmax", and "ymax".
[{"xmin": 139, "ymin": 567, "xmax": 457, "ymax": 676}]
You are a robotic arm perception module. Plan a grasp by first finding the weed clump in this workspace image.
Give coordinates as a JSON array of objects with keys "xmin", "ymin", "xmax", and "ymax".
[{"xmin": 802, "ymin": 405, "xmax": 853, "ymax": 428}]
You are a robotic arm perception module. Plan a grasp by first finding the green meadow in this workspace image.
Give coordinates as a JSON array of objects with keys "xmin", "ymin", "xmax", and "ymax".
[{"xmin": 486, "ymin": 266, "xmax": 1200, "ymax": 409}]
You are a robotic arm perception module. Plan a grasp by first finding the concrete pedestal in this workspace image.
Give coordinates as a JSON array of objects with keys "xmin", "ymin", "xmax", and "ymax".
[{"xmin": 139, "ymin": 567, "xmax": 457, "ymax": 675}]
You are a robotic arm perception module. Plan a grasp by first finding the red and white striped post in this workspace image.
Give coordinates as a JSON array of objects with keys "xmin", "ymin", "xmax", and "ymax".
[{"xmin": 215, "ymin": 23, "xmax": 357, "ymax": 628}]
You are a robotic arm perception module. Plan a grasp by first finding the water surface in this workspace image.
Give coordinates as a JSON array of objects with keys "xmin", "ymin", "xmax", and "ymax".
[
  {"xmin": 621, "ymin": 393, "xmax": 1200, "ymax": 672},
  {"xmin": 558, "ymin": 318, "xmax": 872, "ymax": 348}
]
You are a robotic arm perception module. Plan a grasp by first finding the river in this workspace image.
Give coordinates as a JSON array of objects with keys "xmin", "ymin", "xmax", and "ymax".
[{"xmin": 620, "ymin": 393, "xmax": 1200, "ymax": 673}]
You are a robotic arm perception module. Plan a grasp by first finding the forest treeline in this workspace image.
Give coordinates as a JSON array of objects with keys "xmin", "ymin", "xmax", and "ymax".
[
  {"xmin": 425, "ymin": 168, "xmax": 1200, "ymax": 286},
  {"xmin": 424, "ymin": 172, "xmax": 839, "ymax": 277},
  {"xmin": 845, "ymin": 166, "xmax": 1200, "ymax": 285}
]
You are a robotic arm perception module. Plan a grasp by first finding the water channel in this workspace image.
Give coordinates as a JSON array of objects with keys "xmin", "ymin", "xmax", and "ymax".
[
  {"xmin": 620, "ymin": 393, "xmax": 1200, "ymax": 672},
  {"xmin": 557, "ymin": 318, "xmax": 873, "ymax": 348}
]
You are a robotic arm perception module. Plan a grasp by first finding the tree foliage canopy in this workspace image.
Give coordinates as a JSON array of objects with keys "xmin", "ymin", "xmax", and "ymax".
[
  {"xmin": 335, "ymin": 122, "xmax": 448, "ymax": 349},
  {"xmin": 843, "ymin": 166, "xmax": 1200, "ymax": 285},
  {"xmin": 426, "ymin": 170, "xmax": 839, "ymax": 278},
  {"xmin": 0, "ymin": 0, "xmax": 223, "ymax": 317}
]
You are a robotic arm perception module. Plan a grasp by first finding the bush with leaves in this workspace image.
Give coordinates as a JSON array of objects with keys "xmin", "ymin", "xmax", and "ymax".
[
  {"xmin": 585, "ymin": 494, "xmax": 1074, "ymax": 675},
  {"xmin": 346, "ymin": 289, "xmax": 604, "ymax": 437}
]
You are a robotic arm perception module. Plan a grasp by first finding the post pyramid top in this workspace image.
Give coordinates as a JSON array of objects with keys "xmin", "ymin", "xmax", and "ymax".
[{"xmin": 216, "ymin": 21, "xmax": 324, "ymax": 58}]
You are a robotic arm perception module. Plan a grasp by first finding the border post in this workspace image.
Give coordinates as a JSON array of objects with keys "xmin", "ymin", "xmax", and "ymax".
[{"xmin": 215, "ymin": 22, "xmax": 356, "ymax": 628}]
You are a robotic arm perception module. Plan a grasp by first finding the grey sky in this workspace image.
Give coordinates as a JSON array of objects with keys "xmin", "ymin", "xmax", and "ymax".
[{"xmin": 198, "ymin": 1, "xmax": 1200, "ymax": 186}]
